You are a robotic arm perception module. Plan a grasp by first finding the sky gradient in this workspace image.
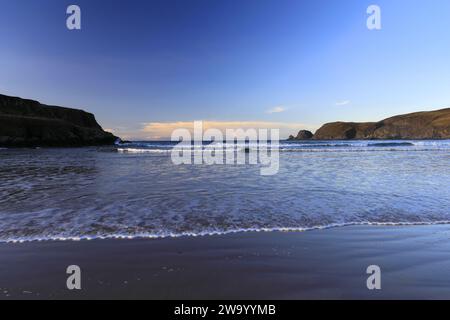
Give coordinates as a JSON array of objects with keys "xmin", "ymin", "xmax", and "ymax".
[{"xmin": 1, "ymin": 0, "xmax": 450, "ymax": 139}]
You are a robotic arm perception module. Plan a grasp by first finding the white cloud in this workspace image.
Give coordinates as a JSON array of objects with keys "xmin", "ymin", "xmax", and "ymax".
[
  {"xmin": 140, "ymin": 120, "xmax": 317, "ymax": 140},
  {"xmin": 266, "ymin": 106, "xmax": 286, "ymax": 114},
  {"xmin": 335, "ymin": 100, "xmax": 351, "ymax": 106}
]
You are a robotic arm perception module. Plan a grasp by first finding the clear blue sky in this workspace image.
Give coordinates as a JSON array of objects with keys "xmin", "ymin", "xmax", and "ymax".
[{"xmin": 1, "ymin": 0, "xmax": 450, "ymax": 139}]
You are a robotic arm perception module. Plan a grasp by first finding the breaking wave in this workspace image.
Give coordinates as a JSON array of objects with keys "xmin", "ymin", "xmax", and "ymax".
[
  {"xmin": 115, "ymin": 140, "xmax": 450, "ymax": 154},
  {"xmin": 3, "ymin": 221, "xmax": 450, "ymax": 244}
]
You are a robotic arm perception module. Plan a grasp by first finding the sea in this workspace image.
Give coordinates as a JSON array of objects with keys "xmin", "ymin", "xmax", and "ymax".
[{"xmin": 0, "ymin": 140, "xmax": 449, "ymax": 242}]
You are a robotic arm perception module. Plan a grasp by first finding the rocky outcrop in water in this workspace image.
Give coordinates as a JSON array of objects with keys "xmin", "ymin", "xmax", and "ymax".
[
  {"xmin": 0, "ymin": 94, "xmax": 119, "ymax": 147},
  {"xmin": 288, "ymin": 130, "xmax": 314, "ymax": 140}
]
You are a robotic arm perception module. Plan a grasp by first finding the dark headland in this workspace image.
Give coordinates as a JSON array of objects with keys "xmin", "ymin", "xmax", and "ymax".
[
  {"xmin": 289, "ymin": 108, "xmax": 450, "ymax": 140},
  {"xmin": 0, "ymin": 94, "xmax": 118, "ymax": 147}
]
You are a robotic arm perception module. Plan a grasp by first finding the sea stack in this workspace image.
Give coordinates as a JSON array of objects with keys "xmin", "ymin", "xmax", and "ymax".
[
  {"xmin": 288, "ymin": 130, "xmax": 314, "ymax": 140},
  {"xmin": 0, "ymin": 94, "xmax": 119, "ymax": 147}
]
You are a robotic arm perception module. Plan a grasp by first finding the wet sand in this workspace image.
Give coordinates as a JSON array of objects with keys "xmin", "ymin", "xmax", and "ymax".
[{"xmin": 1, "ymin": 225, "xmax": 450, "ymax": 300}]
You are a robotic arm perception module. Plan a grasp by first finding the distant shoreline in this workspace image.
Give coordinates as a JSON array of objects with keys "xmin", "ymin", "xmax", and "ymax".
[{"xmin": 2, "ymin": 93, "xmax": 450, "ymax": 146}]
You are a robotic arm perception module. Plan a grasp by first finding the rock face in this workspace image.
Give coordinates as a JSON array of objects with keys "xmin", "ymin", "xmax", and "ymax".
[
  {"xmin": 288, "ymin": 130, "xmax": 314, "ymax": 140},
  {"xmin": 313, "ymin": 108, "xmax": 450, "ymax": 140},
  {"xmin": 0, "ymin": 94, "xmax": 119, "ymax": 147}
]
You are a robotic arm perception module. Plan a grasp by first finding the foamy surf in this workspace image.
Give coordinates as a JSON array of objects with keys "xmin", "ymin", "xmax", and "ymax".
[
  {"xmin": 113, "ymin": 140, "xmax": 450, "ymax": 154},
  {"xmin": 2, "ymin": 220, "xmax": 450, "ymax": 244}
]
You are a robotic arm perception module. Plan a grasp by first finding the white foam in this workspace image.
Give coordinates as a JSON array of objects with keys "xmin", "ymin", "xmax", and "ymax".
[
  {"xmin": 117, "ymin": 148, "xmax": 170, "ymax": 153},
  {"xmin": 2, "ymin": 221, "xmax": 450, "ymax": 244}
]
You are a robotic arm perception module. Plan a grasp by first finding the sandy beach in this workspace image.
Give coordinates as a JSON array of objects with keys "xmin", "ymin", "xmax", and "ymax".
[{"xmin": 1, "ymin": 224, "xmax": 450, "ymax": 300}]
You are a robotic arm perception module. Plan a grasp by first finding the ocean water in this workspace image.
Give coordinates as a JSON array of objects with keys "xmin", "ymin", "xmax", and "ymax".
[{"xmin": 0, "ymin": 140, "xmax": 450, "ymax": 242}]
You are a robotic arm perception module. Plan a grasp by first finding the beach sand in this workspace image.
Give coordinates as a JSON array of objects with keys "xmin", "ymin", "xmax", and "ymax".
[{"xmin": 1, "ymin": 225, "xmax": 450, "ymax": 300}]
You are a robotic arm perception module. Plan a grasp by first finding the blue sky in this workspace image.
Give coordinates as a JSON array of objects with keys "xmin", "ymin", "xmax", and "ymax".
[{"xmin": 1, "ymin": 0, "xmax": 450, "ymax": 139}]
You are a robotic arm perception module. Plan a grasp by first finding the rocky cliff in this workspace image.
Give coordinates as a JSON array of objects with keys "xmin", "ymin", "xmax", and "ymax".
[
  {"xmin": 290, "ymin": 108, "xmax": 450, "ymax": 140},
  {"xmin": 0, "ymin": 94, "xmax": 118, "ymax": 147}
]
